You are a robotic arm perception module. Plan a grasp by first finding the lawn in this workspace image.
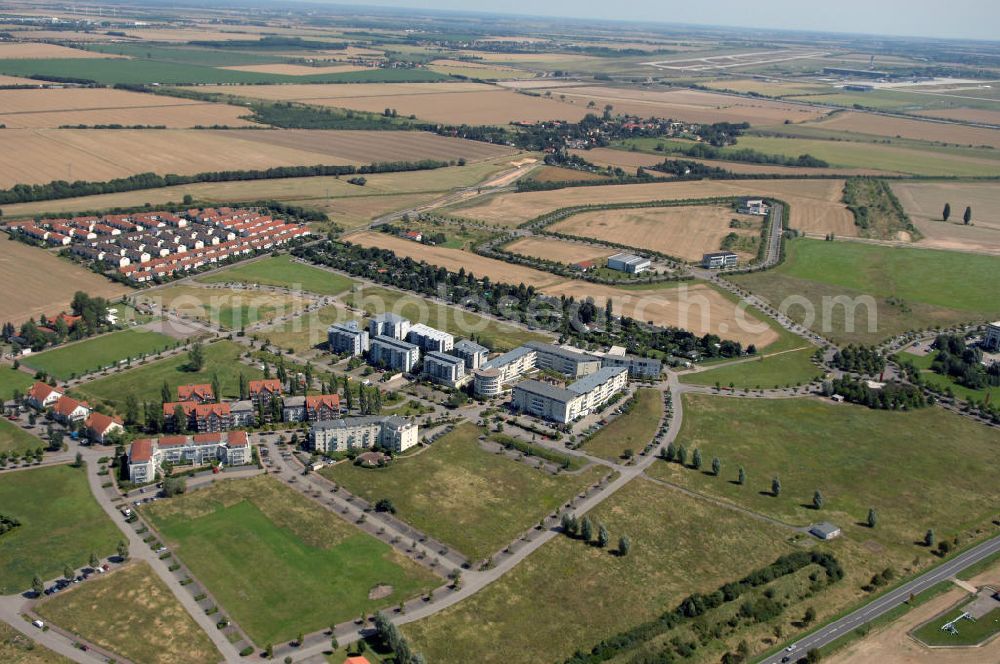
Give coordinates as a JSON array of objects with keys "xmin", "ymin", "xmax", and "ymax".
[
  {"xmin": 0, "ymin": 418, "xmax": 42, "ymax": 454},
  {"xmin": 34, "ymin": 561, "xmax": 220, "ymax": 664},
  {"xmin": 323, "ymin": 423, "xmax": 608, "ymax": 561},
  {"xmin": 731, "ymin": 238, "xmax": 1000, "ymax": 345},
  {"xmin": 0, "ymin": 464, "xmax": 121, "ymax": 594},
  {"xmin": 259, "ymin": 304, "xmax": 361, "ymax": 354},
  {"xmin": 912, "ymin": 605, "xmax": 1000, "ymax": 646},
  {"xmin": 139, "ymin": 285, "xmax": 311, "ymax": 330},
  {"xmin": 404, "ymin": 477, "xmax": 800, "ymax": 664},
  {"xmin": 0, "ymin": 620, "xmax": 71, "ymax": 663},
  {"xmin": 582, "ymin": 388, "xmax": 663, "ymax": 461},
  {"xmin": 344, "ymin": 285, "xmax": 550, "ymax": 352},
  {"xmin": 900, "ymin": 350, "xmax": 998, "ymax": 403},
  {"xmin": 198, "ymin": 255, "xmax": 355, "ymax": 296},
  {"xmin": 647, "ymin": 394, "xmax": 1000, "ymax": 556},
  {"xmin": 22, "ymin": 329, "xmax": 177, "ymax": 380},
  {"xmin": 0, "ymin": 366, "xmax": 34, "ymax": 401},
  {"xmin": 72, "ymin": 340, "xmax": 262, "ymax": 415},
  {"xmin": 144, "ymin": 476, "xmax": 436, "ymax": 646},
  {"xmin": 681, "ymin": 347, "xmax": 823, "ymax": 390}
]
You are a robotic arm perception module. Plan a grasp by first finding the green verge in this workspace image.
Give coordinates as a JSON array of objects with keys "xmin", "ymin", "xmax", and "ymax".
[
  {"xmin": 22, "ymin": 329, "xmax": 177, "ymax": 381},
  {"xmin": 0, "ymin": 418, "xmax": 42, "ymax": 454},
  {"xmin": 0, "ymin": 366, "xmax": 34, "ymax": 401},
  {"xmin": 197, "ymin": 255, "xmax": 355, "ymax": 296},
  {"xmin": 582, "ymin": 388, "xmax": 663, "ymax": 461},
  {"xmin": 681, "ymin": 347, "xmax": 823, "ymax": 390}
]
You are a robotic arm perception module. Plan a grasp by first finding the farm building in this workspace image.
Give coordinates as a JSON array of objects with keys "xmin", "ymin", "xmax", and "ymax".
[
  {"xmin": 738, "ymin": 198, "xmax": 770, "ymax": 215},
  {"xmin": 607, "ymin": 253, "xmax": 651, "ymax": 274}
]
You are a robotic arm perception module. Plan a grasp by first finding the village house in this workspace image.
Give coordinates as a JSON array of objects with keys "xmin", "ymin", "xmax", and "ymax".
[
  {"xmin": 51, "ymin": 395, "xmax": 92, "ymax": 424},
  {"xmin": 26, "ymin": 381, "xmax": 63, "ymax": 409},
  {"xmin": 83, "ymin": 412, "xmax": 125, "ymax": 444}
]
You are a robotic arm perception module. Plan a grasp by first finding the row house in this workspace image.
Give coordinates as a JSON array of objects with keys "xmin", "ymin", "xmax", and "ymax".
[
  {"xmin": 51, "ymin": 395, "xmax": 91, "ymax": 424},
  {"xmin": 248, "ymin": 379, "xmax": 282, "ymax": 408},
  {"xmin": 26, "ymin": 381, "xmax": 62, "ymax": 409},
  {"xmin": 177, "ymin": 384, "xmax": 214, "ymax": 403},
  {"xmin": 83, "ymin": 412, "xmax": 124, "ymax": 444},
  {"xmin": 46, "ymin": 232, "xmax": 71, "ymax": 246}
]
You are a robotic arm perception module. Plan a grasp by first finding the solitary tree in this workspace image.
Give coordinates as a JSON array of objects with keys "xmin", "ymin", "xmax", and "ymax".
[
  {"xmin": 264, "ymin": 643, "xmax": 273, "ymax": 659},
  {"xmin": 867, "ymin": 507, "xmax": 878, "ymax": 529},
  {"xmin": 924, "ymin": 529, "xmax": 936, "ymax": 548},
  {"xmin": 711, "ymin": 457, "xmax": 721, "ymax": 477},
  {"xmin": 597, "ymin": 523, "xmax": 610, "ymax": 548},
  {"xmin": 738, "ymin": 466, "xmax": 746, "ymax": 485},
  {"xmin": 211, "ymin": 373, "xmax": 221, "ymax": 404},
  {"xmin": 772, "ymin": 476, "xmax": 782, "ymax": 497},
  {"xmin": 32, "ymin": 574, "xmax": 43, "ymax": 596},
  {"xmin": 580, "ymin": 516, "xmax": 594, "ymax": 543},
  {"xmin": 117, "ymin": 539, "xmax": 129, "ymax": 560},
  {"xmin": 89, "ymin": 552, "xmax": 99, "ymax": 568},
  {"xmin": 803, "ymin": 606, "xmax": 816, "ymax": 625},
  {"xmin": 692, "ymin": 448, "xmax": 703, "ymax": 470},
  {"xmin": 813, "ymin": 490, "xmax": 824, "ymax": 510},
  {"xmin": 618, "ymin": 535, "xmax": 631, "ymax": 557},
  {"xmin": 963, "ymin": 206, "xmax": 972, "ymax": 225},
  {"xmin": 160, "ymin": 380, "xmax": 171, "ymax": 404},
  {"xmin": 63, "ymin": 565, "xmax": 74, "ymax": 581},
  {"xmin": 942, "ymin": 202, "xmax": 951, "ymax": 221}
]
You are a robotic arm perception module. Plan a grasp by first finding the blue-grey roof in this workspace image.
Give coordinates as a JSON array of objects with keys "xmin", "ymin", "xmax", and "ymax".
[
  {"xmin": 372, "ymin": 312, "xmax": 409, "ymax": 324},
  {"xmin": 514, "ymin": 379, "xmax": 578, "ymax": 402},
  {"xmin": 483, "ymin": 345, "xmax": 535, "ymax": 370},
  {"xmin": 328, "ymin": 320, "xmax": 363, "ymax": 334},
  {"xmin": 312, "ymin": 415, "xmax": 410, "ymax": 431},
  {"xmin": 371, "ymin": 335, "xmax": 419, "ymax": 352},
  {"xmin": 608, "ymin": 253, "xmax": 650, "ymax": 266},
  {"xmin": 454, "ymin": 339, "xmax": 488, "ymax": 354},
  {"xmin": 568, "ymin": 366, "xmax": 627, "ymax": 394},
  {"xmin": 425, "ymin": 351, "xmax": 464, "ymax": 366},
  {"xmin": 524, "ymin": 341, "xmax": 597, "ymax": 363}
]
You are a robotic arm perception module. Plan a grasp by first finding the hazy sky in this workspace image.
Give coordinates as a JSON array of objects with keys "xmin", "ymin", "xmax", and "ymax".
[{"xmin": 345, "ymin": 0, "xmax": 998, "ymax": 41}]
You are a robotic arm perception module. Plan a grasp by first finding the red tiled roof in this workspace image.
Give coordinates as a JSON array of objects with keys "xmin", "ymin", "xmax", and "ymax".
[
  {"xmin": 345, "ymin": 657, "xmax": 372, "ymax": 664},
  {"xmin": 177, "ymin": 384, "xmax": 214, "ymax": 402},
  {"xmin": 52, "ymin": 396, "xmax": 88, "ymax": 417},
  {"xmin": 84, "ymin": 411, "xmax": 122, "ymax": 435},
  {"xmin": 226, "ymin": 431, "xmax": 250, "ymax": 447},
  {"xmin": 305, "ymin": 394, "xmax": 341, "ymax": 411},
  {"xmin": 157, "ymin": 435, "xmax": 189, "ymax": 448},
  {"xmin": 248, "ymin": 379, "xmax": 282, "ymax": 395},
  {"xmin": 162, "ymin": 402, "xmax": 231, "ymax": 418},
  {"xmin": 129, "ymin": 438, "xmax": 154, "ymax": 463},
  {"xmin": 192, "ymin": 432, "xmax": 223, "ymax": 444},
  {"xmin": 28, "ymin": 381, "xmax": 61, "ymax": 403}
]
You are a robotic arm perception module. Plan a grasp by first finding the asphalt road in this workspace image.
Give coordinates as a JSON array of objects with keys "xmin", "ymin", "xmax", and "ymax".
[{"xmin": 758, "ymin": 532, "xmax": 1000, "ymax": 663}]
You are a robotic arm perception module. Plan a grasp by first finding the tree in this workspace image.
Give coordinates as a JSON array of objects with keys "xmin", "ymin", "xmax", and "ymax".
[
  {"xmin": 162, "ymin": 476, "xmax": 186, "ymax": 497},
  {"xmin": 676, "ymin": 444, "xmax": 687, "ymax": 466},
  {"xmin": 580, "ymin": 516, "xmax": 594, "ymax": 542},
  {"xmin": 711, "ymin": 457, "xmax": 721, "ymax": 476},
  {"xmin": 265, "ymin": 643, "xmax": 273, "ymax": 659},
  {"xmin": 187, "ymin": 342, "xmax": 205, "ymax": 372},
  {"xmin": 89, "ymin": 552, "xmax": 99, "ymax": 568},
  {"xmin": 32, "ymin": 574, "xmax": 43, "ymax": 596},
  {"xmin": 374, "ymin": 498, "xmax": 396, "ymax": 514},
  {"xmin": 63, "ymin": 564, "xmax": 74, "ymax": 580},
  {"xmin": 772, "ymin": 476, "xmax": 782, "ymax": 497},
  {"xmin": 73, "ymin": 451, "xmax": 83, "ymax": 468},
  {"xmin": 813, "ymin": 490, "xmax": 824, "ymax": 510},
  {"xmin": 942, "ymin": 202, "xmax": 951, "ymax": 221},
  {"xmin": 330, "ymin": 637, "xmax": 338, "ymax": 651},
  {"xmin": 173, "ymin": 404, "xmax": 188, "ymax": 434},
  {"xmin": 117, "ymin": 539, "xmax": 129, "ymax": 560},
  {"xmin": 160, "ymin": 380, "xmax": 172, "ymax": 404},
  {"xmin": 238, "ymin": 372, "xmax": 248, "ymax": 400},
  {"xmin": 738, "ymin": 466, "xmax": 746, "ymax": 485},
  {"xmin": 124, "ymin": 394, "xmax": 140, "ymax": 427},
  {"xmin": 597, "ymin": 523, "xmax": 609, "ymax": 548},
  {"xmin": 618, "ymin": 535, "xmax": 631, "ymax": 556},
  {"xmin": 211, "ymin": 372, "xmax": 221, "ymax": 403},
  {"xmin": 692, "ymin": 448, "xmax": 702, "ymax": 470},
  {"xmin": 963, "ymin": 206, "xmax": 972, "ymax": 225},
  {"xmin": 867, "ymin": 507, "xmax": 878, "ymax": 528},
  {"xmin": 803, "ymin": 606, "xmax": 816, "ymax": 625},
  {"xmin": 924, "ymin": 529, "xmax": 935, "ymax": 548}
]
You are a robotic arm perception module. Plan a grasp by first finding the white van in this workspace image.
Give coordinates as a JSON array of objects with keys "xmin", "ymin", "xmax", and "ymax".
[{"xmin": 32, "ymin": 619, "xmax": 44, "ymax": 629}]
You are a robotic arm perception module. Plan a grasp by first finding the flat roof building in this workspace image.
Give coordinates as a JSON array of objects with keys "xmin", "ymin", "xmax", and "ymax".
[
  {"xmin": 424, "ymin": 351, "xmax": 466, "ymax": 387},
  {"xmin": 369, "ymin": 335, "xmax": 421, "ymax": 373},
  {"xmin": 328, "ymin": 320, "xmax": 370, "ymax": 356},
  {"xmin": 451, "ymin": 339, "xmax": 489, "ymax": 370},
  {"xmin": 607, "ymin": 253, "xmax": 651, "ymax": 274},
  {"xmin": 476, "ymin": 346, "xmax": 538, "ymax": 396},
  {"xmin": 525, "ymin": 341, "xmax": 601, "ymax": 378},
  {"xmin": 512, "ymin": 366, "xmax": 628, "ymax": 424},
  {"xmin": 984, "ymin": 321, "xmax": 1000, "ymax": 352},
  {"xmin": 599, "ymin": 353, "xmax": 662, "ymax": 379},
  {"xmin": 311, "ymin": 416, "xmax": 418, "ymax": 454},
  {"xmin": 128, "ymin": 432, "xmax": 251, "ymax": 483},
  {"xmin": 407, "ymin": 323, "xmax": 454, "ymax": 353},
  {"xmin": 369, "ymin": 313, "xmax": 411, "ymax": 341},
  {"xmin": 702, "ymin": 251, "xmax": 738, "ymax": 269}
]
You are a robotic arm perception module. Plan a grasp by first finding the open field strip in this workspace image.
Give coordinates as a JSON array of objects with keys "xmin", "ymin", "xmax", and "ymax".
[
  {"xmin": 680, "ymin": 347, "xmax": 822, "ymax": 389},
  {"xmin": 503, "ymin": 235, "xmax": 617, "ymax": 265},
  {"xmin": 0, "ymin": 366, "xmax": 35, "ymax": 402},
  {"xmin": 0, "ymin": 464, "xmax": 122, "ymax": 594},
  {"xmin": 731, "ymin": 237, "xmax": 1000, "ymax": 345},
  {"xmin": 71, "ymin": 340, "xmax": 263, "ymax": 415},
  {"xmin": 22, "ymin": 328, "xmax": 177, "ymax": 380},
  {"xmin": 892, "ymin": 181, "xmax": 1000, "ymax": 255},
  {"xmin": 583, "ymin": 388, "xmax": 663, "ymax": 461},
  {"xmin": 0, "ymin": 417, "xmax": 39, "ymax": 454},
  {"xmin": 348, "ymin": 231, "xmax": 780, "ymax": 348},
  {"xmin": 138, "ymin": 285, "xmax": 312, "ymax": 330},
  {"xmin": 648, "ymin": 394, "xmax": 1000, "ymax": 556},
  {"xmin": 0, "ymin": 237, "xmax": 131, "ymax": 325},
  {"xmin": 34, "ymin": 561, "xmax": 221, "ymax": 664},
  {"xmin": 0, "ymin": 157, "xmax": 518, "ymax": 219},
  {"xmin": 913, "ymin": 106, "xmax": 1000, "ymax": 125},
  {"xmin": 548, "ymin": 204, "xmax": 766, "ymax": 261},
  {"xmin": 258, "ymin": 303, "xmax": 361, "ymax": 355},
  {"xmin": 449, "ymin": 178, "xmax": 854, "ymax": 236},
  {"xmin": 144, "ymin": 475, "xmax": 438, "ymax": 646},
  {"xmin": 0, "ymin": 43, "xmax": 120, "ymax": 59},
  {"xmin": 221, "ymin": 63, "xmax": 371, "ymax": 75},
  {"xmin": 803, "ymin": 111, "xmax": 1000, "ymax": 149},
  {"xmin": 323, "ymin": 423, "xmax": 609, "ymax": 562},
  {"xmin": 527, "ymin": 165, "xmax": 610, "ymax": 183},
  {"xmin": 197, "ymin": 255, "xmax": 355, "ymax": 296},
  {"xmin": 0, "ymin": 73, "xmax": 40, "ymax": 84},
  {"xmin": 0, "ymin": 621, "xmax": 70, "ymax": 662}
]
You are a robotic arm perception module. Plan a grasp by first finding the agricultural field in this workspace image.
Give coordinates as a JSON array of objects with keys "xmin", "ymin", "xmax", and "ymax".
[
  {"xmin": 648, "ymin": 394, "xmax": 1000, "ymax": 557},
  {"xmin": 0, "ymin": 418, "xmax": 39, "ymax": 454},
  {"xmin": 548, "ymin": 204, "xmax": 764, "ymax": 262},
  {"xmin": 0, "ymin": 43, "xmax": 117, "ymax": 59},
  {"xmin": 22, "ymin": 328, "xmax": 177, "ymax": 380},
  {"xmin": 198, "ymin": 255, "xmax": 355, "ymax": 296},
  {"xmin": 322, "ymin": 423, "xmax": 608, "ymax": 561},
  {"xmin": 503, "ymin": 235, "xmax": 616, "ymax": 265},
  {"xmin": 803, "ymin": 111, "xmax": 1000, "ymax": 149},
  {"xmin": 72, "ymin": 340, "xmax": 263, "ymax": 415},
  {"xmin": 681, "ymin": 347, "xmax": 823, "ymax": 389},
  {"xmin": 526, "ymin": 165, "xmax": 610, "ymax": 183},
  {"xmin": 449, "ymin": 179, "xmax": 855, "ymax": 236},
  {"xmin": 221, "ymin": 63, "xmax": 372, "ymax": 75},
  {"xmin": 0, "ymin": 621, "xmax": 71, "ymax": 664},
  {"xmin": 914, "ymin": 106, "xmax": 1000, "ymax": 125},
  {"xmin": 583, "ymin": 388, "xmax": 663, "ymax": 461},
  {"xmin": 34, "ymin": 562, "xmax": 220, "ymax": 664},
  {"xmin": 0, "ymin": 87, "xmax": 256, "ymax": 129},
  {"xmin": 427, "ymin": 60, "xmax": 528, "ymax": 79},
  {"xmin": 0, "ymin": 366, "xmax": 35, "ymax": 402},
  {"xmin": 732, "ymin": 238, "xmax": 1000, "ymax": 345},
  {"xmin": 344, "ymin": 285, "xmax": 549, "ymax": 352},
  {"xmin": 137, "ymin": 285, "xmax": 311, "ymax": 330},
  {"xmin": 405, "ymin": 477, "xmax": 816, "ymax": 664},
  {"xmin": 258, "ymin": 303, "xmax": 360, "ymax": 355},
  {"xmin": 703, "ymin": 78, "xmax": 832, "ymax": 97},
  {"xmin": 892, "ymin": 181, "xmax": 1000, "ymax": 255},
  {"xmin": 199, "ymin": 81, "xmax": 593, "ymax": 125},
  {"xmin": 0, "ymin": 464, "xmax": 121, "ymax": 594},
  {"xmin": 0, "ymin": 237, "xmax": 131, "ymax": 325},
  {"xmin": 144, "ymin": 476, "xmax": 437, "ymax": 645}
]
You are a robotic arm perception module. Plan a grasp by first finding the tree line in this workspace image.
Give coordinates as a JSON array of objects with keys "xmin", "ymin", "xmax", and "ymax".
[
  {"xmin": 931, "ymin": 333, "xmax": 1000, "ymax": 390},
  {"xmin": 831, "ymin": 345, "xmax": 886, "ymax": 375}
]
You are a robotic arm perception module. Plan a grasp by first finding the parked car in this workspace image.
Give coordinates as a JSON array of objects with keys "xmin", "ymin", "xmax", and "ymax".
[{"xmin": 31, "ymin": 620, "xmax": 44, "ymax": 629}]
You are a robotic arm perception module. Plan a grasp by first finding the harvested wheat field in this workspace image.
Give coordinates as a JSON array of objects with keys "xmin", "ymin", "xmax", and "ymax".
[
  {"xmin": 221, "ymin": 63, "xmax": 372, "ymax": 75},
  {"xmin": 0, "ymin": 42, "xmax": 122, "ymax": 59},
  {"xmin": 805, "ymin": 111, "xmax": 1000, "ymax": 148},
  {"xmin": 504, "ymin": 236, "xmax": 617, "ymax": 265},
  {"xmin": 0, "ymin": 87, "xmax": 256, "ymax": 128},
  {"xmin": 0, "ymin": 236, "xmax": 130, "ymax": 324},
  {"xmin": 0, "ymin": 73, "xmax": 39, "ymax": 85},
  {"xmin": 912, "ymin": 107, "xmax": 1000, "ymax": 126},
  {"xmin": 348, "ymin": 231, "xmax": 567, "ymax": 287},
  {"xmin": 529, "ymin": 166, "xmax": 609, "ymax": 183},
  {"xmin": 201, "ymin": 82, "xmax": 591, "ymax": 125},
  {"xmin": 452, "ymin": 179, "xmax": 856, "ymax": 236},
  {"xmin": 536, "ymin": 86, "xmax": 830, "ymax": 125},
  {"xmin": 549, "ymin": 205, "xmax": 762, "ymax": 261},
  {"xmin": 297, "ymin": 193, "xmax": 441, "ymax": 229},
  {"xmin": 892, "ymin": 181, "xmax": 1000, "ymax": 255}
]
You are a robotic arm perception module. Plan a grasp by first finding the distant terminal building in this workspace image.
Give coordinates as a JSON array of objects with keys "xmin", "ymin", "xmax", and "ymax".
[
  {"xmin": 842, "ymin": 84, "xmax": 874, "ymax": 92},
  {"xmin": 525, "ymin": 341, "xmax": 601, "ymax": 378},
  {"xmin": 369, "ymin": 335, "xmax": 421, "ymax": 373},
  {"xmin": 474, "ymin": 346, "xmax": 538, "ymax": 396},
  {"xmin": 702, "ymin": 251, "xmax": 739, "ymax": 269},
  {"xmin": 328, "ymin": 320, "xmax": 370, "ymax": 356},
  {"xmin": 512, "ymin": 366, "xmax": 628, "ymax": 424},
  {"xmin": 424, "ymin": 351, "xmax": 467, "ymax": 387},
  {"xmin": 451, "ymin": 339, "xmax": 489, "ymax": 370},
  {"xmin": 369, "ymin": 313, "xmax": 411, "ymax": 341},
  {"xmin": 984, "ymin": 321, "xmax": 1000, "ymax": 351},
  {"xmin": 310, "ymin": 416, "xmax": 418, "ymax": 454},
  {"xmin": 407, "ymin": 323, "xmax": 454, "ymax": 353},
  {"xmin": 822, "ymin": 67, "xmax": 889, "ymax": 79},
  {"xmin": 607, "ymin": 253, "xmax": 651, "ymax": 274}
]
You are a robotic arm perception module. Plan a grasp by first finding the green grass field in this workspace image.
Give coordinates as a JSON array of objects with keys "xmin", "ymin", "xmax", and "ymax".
[
  {"xmin": 323, "ymin": 423, "xmax": 607, "ymax": 561},
  {"xmin": 345, "ymin": 285, "xmax": 550, "ymax": 352},
  {"xmin": 198, "ymin": 256, "xmax": 355, "ymax": 296},
  {"xmin": 0, "ymin": 464, "xmax": 121, "ymax": 594},
  {"xmin": 582, "ymin": 388, "xmax": 663, "ymax": 461},
  {"xmin": 912, "ymin": 605, "xmax": 1000, "ymax": 646},
  {"xmin": 405, "ymin": 478, "xmax": 801, "ymax": 664},
  {"xmin": 0, "ymin": 418, "xmax": 42, "ymax": 455},
  {"xmin": 647, "ymin": 394, "xmax": 1000, "ymax": 555},
  {"xmin": 22, "ymin": 329, "xmax": 177, "ymax": 381},
  {"xmin": 72, "ymin": 340, "xmax": 261, "ymax": 415},
  {"xmin": 0, "ymin": 366, "xmax": 34, "ymax": 402},
  {"xmin": 732, "ymin": 238, "xmax": 1000, "ymax": 345},
  {"xmin": 259, "ymin": 304, "xmax": 361, "ymax": 354},
  {"xmin": 34, "ymin": 561, "xmax": 220, "ymax": 664},
  {"xmin": 144, "ymin": 476, "xmax": 436, "ymax": 646},
  {"xmin": 900, "ymin": 351, "xmax": 998, "ymax": 403},
  {"xmin": 142, "ymin": 285, "xmax": 310, "ymax": 330},
  {"xmin": 681, "ymin": 348, "xmax": 823, "ymax": 390},
  {"xmin": 84, "ymin": 43, "xmax": 288, "ymax": 67}
]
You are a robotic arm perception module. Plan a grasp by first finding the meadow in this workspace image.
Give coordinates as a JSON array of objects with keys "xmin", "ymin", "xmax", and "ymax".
[
  {"xmin": 259, "ymin": 304, "xmax": 361, "ymax": 354},
  {"xmin": 72, "ymin": 340, "xmax": 262, "ymax": 415},
  {"xmin": 22, "ymin": 328, "xmax": 177, "ymax": 380},
  {"xmin": 803, "ymin": 110, "xmax": 1000, "ymax": 150},
  {"xmin": 732, "ymin": 238, "xmax": 1000, "ymax": 344},
  {"xmin": 0, "ymin": 366, "xmax": 35, "ymax": 402},
  {"xmin": 140, "ymin": 285, "xmax": 311, "ymax": 330},
  {"xmin": 647, "ymin": 394, "xmax": 1000, "ymax": 556},
  {"xmin": 197, "ymin": 255, "xmax": 355, "ymax": 296},
  {"xmin": 582, "ymin": 388, "xmax": 663, "ymax": 461},
  {"xmin": 144, "ymin": 476, "xmax": 437, "ymax": 645},
  {"xmin": 0, "ymin": 418, "xmax": 40, "ymax": 455},
  {"xmin": 322, "ymin": 423, "xmax": 608, "ymax": 561},
  {"xmin": 34, "ymin": 562, "xmax": 220, "ymax": 664},
  {"xmin": 0, "ymin": 465, "xmax": 121, "ymax": 594},
  {"xmin": 681, "ymin": 347, "xmax": 823, "ymax": 390}
]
